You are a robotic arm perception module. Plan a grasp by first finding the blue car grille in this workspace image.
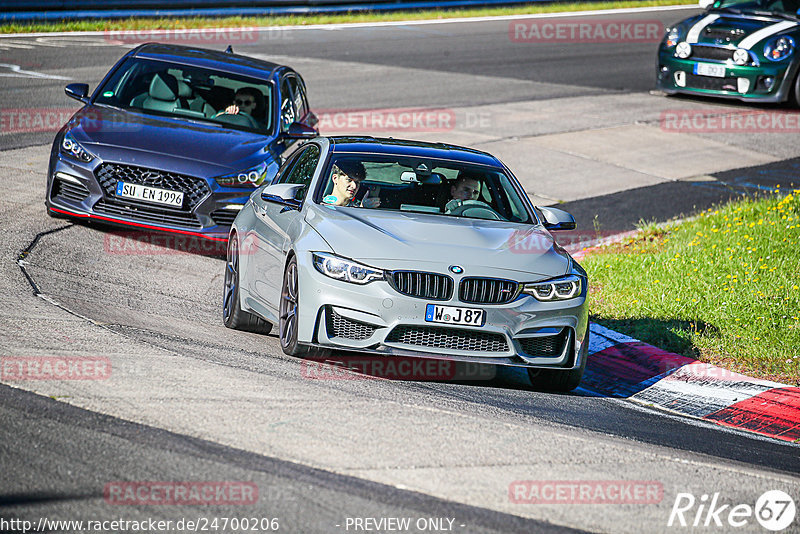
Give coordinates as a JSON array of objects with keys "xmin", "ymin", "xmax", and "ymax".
[
  {"xmin": 389, "ymin": 271, "xmax": 453, "ymax": 301},
  {"xmin": 210, "ymin": 209, "xmax": 239, "ymax": 227},
  {"xmin": 517, "ymin": 330, "xmax": 568, "ymax": 357},
  {"xmin": 95, "ymin": 163, "xmax": 211, "ymax": 209},
  {"xmin": 52, "ymin": 176, "xmax": 90, "ymax": 204},
  {"xmin": 459, "ymin": 277, "xmax": 519, "ymax": 304},
  {"xmin": 93, "ymin": 198, "xmax": 202, "ymax": 228},
  {"xmin": 386, "ymin": 325, "xmax": 508, "ymax": 352}
]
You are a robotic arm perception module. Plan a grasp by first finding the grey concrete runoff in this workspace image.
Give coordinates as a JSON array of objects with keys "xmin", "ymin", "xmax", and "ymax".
[{"xmin": 2, "ymin": 10, "xmax": 800, "ymax": 533}]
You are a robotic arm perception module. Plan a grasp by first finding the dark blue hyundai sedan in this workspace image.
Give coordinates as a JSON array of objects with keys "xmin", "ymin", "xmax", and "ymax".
[{"xmin": 46, "ymin": 43, "xmax": 318, "ymax": 242}]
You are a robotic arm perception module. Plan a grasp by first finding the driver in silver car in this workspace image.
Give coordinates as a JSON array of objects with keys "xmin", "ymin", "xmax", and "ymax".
[{"xmin": 445, "ymin": 172, "xmax": 482, "ymax": 213}]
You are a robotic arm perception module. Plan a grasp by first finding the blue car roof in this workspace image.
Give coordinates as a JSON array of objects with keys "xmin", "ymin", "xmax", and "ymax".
[
  {"xmin": 132, "ymin": 43, "xmax": 284, "ymax": 80},
  {"xmin": 329, "ymin": 136, "xmax": 503, "ymax": 168}
]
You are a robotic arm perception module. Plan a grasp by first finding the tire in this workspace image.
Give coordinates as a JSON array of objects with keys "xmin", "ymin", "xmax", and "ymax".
[
  {"xmin": 791, "ymin": 69, "xmax": 800, "ymax": 108},
  {"xmin": 222, "ymin": 234, "xmax": 272, "ymax": 334},
  {"xmin": 279, "ymin": 255, "xmax": 309, "ymax": 356},
  {"xmin": 528, "ymin": 328, "xmax": 589, "ymax": 393}
]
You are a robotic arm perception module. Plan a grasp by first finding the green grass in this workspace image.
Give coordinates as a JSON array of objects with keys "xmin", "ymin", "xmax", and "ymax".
[
  {"xmin": 582, "ymin": 188, "xmax": 800, "ymax": 384},
  {"xmin": 0, "ymin": 0, "xmax": 687, "ymax": 33}
]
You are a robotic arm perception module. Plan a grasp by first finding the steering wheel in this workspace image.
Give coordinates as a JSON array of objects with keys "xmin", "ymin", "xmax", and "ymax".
[
  {"xmin": 214, "ymin": 111, "xmax": 259, "ymax": 129},
  {"xmin": 444, "ymin": 199, "xmax": 502, "ymax": 220}
]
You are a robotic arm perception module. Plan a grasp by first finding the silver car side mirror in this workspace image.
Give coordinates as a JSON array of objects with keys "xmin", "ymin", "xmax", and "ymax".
[
  {"xmin": 261, "ymin": 183, "xmax": 304, "ymax": 210},
  {"xmin": 538, "ymin": 206, "xmax": 576, "ymax": 231}
]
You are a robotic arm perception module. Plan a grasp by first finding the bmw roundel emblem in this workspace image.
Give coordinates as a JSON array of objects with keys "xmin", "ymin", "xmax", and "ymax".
[{"xmin": 449, "ymin": 265, "xmax": 464, "ymax": 274}]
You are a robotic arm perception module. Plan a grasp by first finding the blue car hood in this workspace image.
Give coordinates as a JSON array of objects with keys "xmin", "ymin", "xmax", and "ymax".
[
  {"xmin": 306, "ymin": 204, "xmax": 570, "ymax": 278},
  {"xmin": 67, "ymin": 105, "xmax": 277, "ymax": 177}
]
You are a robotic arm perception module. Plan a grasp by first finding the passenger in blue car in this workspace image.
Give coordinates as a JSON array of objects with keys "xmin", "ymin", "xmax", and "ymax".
[{"xmin": 323, "ymin": 161, "xmax": 381, "ymax": 208}]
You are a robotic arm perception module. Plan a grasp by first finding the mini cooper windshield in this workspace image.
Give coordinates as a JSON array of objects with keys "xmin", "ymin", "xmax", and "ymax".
[
  {"xmin": 317, "ymin": 155, "xmax": 534, "ymax": 223},
  {"xmin": 94, "ymin": 57, "xmax": 274, "ymax": 133},
  {"xmin": 711, "ymin": 0, "xmax": 800, "ymax": 16}
]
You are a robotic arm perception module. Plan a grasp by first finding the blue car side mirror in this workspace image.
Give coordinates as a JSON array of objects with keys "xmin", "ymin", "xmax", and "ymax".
[{"xmin": 65, "ymin": 83, "xmax": 89, "ymax": 103}]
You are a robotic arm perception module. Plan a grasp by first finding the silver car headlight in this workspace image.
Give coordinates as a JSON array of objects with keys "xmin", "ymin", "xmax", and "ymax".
[
  {"xmin": 60, "ymin": 132, "xmax": 95, "ymax": 163},
  {"xmin": 312, "ymin": 252, "xmax": 384, "ymax": 285},
  {"xmin": 764, "ymin": 35, "xmax": 795, "ymax": 61},
  {"xmin": 675, "ymin": 42, "xmax": 692, "ymax": 59},
  {"xmin": 522, "ymin": 274, "xmax": 583, "ymax": 301}
]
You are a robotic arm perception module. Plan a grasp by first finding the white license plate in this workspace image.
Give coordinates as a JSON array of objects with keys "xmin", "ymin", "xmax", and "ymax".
[
  {"xmin": 694, "ymin": 62, "xmax": 726, "ymax": 78},
  {"xmin": 115, "ymin": 181, "xmax": 184, "ymax": 207},
  {"xmin": 425, "ymin": 304, "xmax": 485, "ymax": 326}
]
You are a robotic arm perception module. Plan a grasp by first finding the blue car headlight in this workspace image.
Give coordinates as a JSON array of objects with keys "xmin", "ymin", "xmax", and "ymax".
[
  {"xmin": 312, "ymin": 252, "xmax": 384, "ymax": 285},
  {"xmin": 764, "ymin": 35, "xmax": 795, "ymax": 61},
  {"xmin": 215, "ymin": 161, "xmax": 268, "ymax": 187},
  {"xmin": 60, "ymin": 132, "xmax": 95, "ymax": 163},
  {"xmin": 522, "ymin": 275, "xmax": 583, "ymax": 301}
]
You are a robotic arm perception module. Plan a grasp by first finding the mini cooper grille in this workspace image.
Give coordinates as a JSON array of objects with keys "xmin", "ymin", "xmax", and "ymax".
[
  {"xmin": 459, "ymin": 278, "xmax": 518, "ymax": 304},
  {"xmin": 53, "ymin": 177, "xmax": 90, "ymax": 203},
  {"xmin": 210, "ymin": 209, "xmax": 239, "ymax": 227},
  {"xmin": 385, "ymin": 325, "xmax": 509, "ymax": 352},
  {"xmin": 518, "ymin": 330, "xmax": 568, "ymax": 358},
  {"xmin": 326, "ymin": 309, "xmax": 378, "ymax": 341},
  {"xmin": 686, "ymin": 73, "xmax": 739, "ymax": 91},
  {"xmin": 93, "ymin": 198, "xmax": 202, "ymax": 228},
  {"xmin": 390, "ymin": 271, "xmax": 453, "ymax": 301},
  {"xmin": 95, "ymin": 163, "xmax": 211, "ymax": 209},
  {"xmin": 688, "ymin": 45, "xmax": 735, "ymax": 62}
]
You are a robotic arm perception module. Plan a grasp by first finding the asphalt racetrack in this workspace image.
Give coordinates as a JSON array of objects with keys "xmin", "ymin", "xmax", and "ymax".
[{"xmin": 1, "ymin": 7, "xmax": 799, "ymax": 533}]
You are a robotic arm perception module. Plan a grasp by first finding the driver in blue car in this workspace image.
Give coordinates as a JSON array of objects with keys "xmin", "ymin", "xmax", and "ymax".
[
  {"xmin": 217, "ymin": 87, "xmax": 262, "ymax": 118},
  {"xmin": 323, "ymin": 161, "xmax": 381, "ymax": 208}
]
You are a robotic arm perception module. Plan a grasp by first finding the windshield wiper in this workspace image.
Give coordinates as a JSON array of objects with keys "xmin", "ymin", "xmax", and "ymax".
[
  {"xmin": 713, "ymin": 6, "xmax": 744, "ymax": 14},
  {"xmin": 763, "ymin": 10, "xmax": 800, "ymax": 21}
]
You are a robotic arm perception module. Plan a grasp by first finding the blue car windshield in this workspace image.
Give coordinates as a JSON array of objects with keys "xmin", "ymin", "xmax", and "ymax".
[
  {"xmin": 713, "ymin": 0, "xmax": 800, "ymax": 15},
  {"xmin": 94, "ymin": 57, "xmax": 274, "ymax": 133},
  {"xmin": 317, "ymin": 155, "xmax": 534, "ymax": 223}
]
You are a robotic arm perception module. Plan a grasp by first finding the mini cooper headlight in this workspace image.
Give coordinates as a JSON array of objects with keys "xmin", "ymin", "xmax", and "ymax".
[
  {"xmin": 732, "ymin": 48, "xmax": 750, "ymax": 66},
  {"xmin": 215, "ymin": 161, "xmax": 268, "ymax": 187},
  {"xmin": 664, "ymin": 27, "xmax": 682, "ymax": 47},
  {"xmin": 60, "ymin": 132, "xmax": 94, "ymax": 163},
  {"xmin": 764, "ymin": 35, "xmax": 795, "ymax": 61},
  {"xmin": 675, "ymin": 42, "xmax": 692, "ymax": 59},
  {"xmin": 522, "ymin": 275, "xmax": 583, "ymax": 301},
  {"xmin": 312, "ymin": 252, "xmax": 384, "ymax": 285}
]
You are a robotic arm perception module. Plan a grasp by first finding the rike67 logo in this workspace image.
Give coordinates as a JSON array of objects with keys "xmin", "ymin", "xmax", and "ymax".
[{"xmin": 668, "ymin": 490, "xmax": 796, "ymax": 531}]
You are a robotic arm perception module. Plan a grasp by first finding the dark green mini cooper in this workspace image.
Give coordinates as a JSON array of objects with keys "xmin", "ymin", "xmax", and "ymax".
[{"xmin": 657, "ymin": 0, "xmax": 800, "ymax": 103}]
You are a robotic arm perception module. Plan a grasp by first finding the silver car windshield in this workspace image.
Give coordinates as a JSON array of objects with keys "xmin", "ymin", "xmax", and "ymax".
[
  {"xmin": 94, "ymin": 57, "xmax": 274, "ymax": 133},
  {"xmin": 317, "ymin": 155, "xmax": 533, "ymax": 223}
]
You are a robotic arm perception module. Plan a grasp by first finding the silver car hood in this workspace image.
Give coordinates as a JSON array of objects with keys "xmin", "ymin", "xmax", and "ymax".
[{"xmin": 305, "ymin": 204, "xmax": 570, "ymax": 277}]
